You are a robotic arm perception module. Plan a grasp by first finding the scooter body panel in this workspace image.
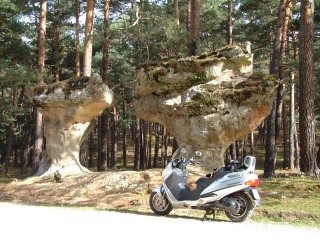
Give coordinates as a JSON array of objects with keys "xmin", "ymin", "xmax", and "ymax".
[{"xmin": 149, "ymin": 148, "xmax": 261, "ymax": 221}]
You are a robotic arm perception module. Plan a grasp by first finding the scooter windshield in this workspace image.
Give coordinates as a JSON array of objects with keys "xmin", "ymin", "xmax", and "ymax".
[{"xmin": 171, "ymin": 146, "xmax": 188, "ymax": 162}]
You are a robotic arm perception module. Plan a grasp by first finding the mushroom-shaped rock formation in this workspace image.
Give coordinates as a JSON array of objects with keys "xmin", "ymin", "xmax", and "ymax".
[
  {"xmin": 133, "ymin": 44, "xmax": 277, "ymax": 171},
  {"xmin": 27, "ymin": 74, "xmax": 114, "ymax": 176}
]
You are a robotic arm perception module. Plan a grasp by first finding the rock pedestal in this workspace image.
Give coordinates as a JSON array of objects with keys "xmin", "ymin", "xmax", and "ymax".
[
  {"xmin": 133, "ymin": 45, "xmax": 277, "ymax": 171},
  {"xmin": 27, "ymin": 74, "xmax": 114, "ymax": 176}
]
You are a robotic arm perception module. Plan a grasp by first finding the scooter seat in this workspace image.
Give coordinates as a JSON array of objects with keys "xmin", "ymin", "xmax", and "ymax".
[{"xmin": 196, "ymin": 177, "xmax": 216, "ymax": 188}]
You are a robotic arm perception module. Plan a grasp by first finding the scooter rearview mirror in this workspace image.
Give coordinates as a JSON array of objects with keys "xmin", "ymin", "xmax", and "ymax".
[{"xmin": 195, "ymin": 151, "xmax": 202, "ymax": 157}]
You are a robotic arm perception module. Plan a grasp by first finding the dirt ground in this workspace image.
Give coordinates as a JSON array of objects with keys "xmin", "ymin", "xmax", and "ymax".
[{"xmin": 0, "ymin": 166, "xmax": 206, "ymax": 211}]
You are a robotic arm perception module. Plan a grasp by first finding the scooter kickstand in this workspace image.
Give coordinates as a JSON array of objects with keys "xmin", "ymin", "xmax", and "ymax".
[{"xmin": 202, "ymin": 209, "xmax": 216, "ymax": 221}]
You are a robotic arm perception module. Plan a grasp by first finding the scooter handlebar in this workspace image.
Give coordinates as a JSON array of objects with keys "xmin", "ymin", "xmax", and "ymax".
[{"xmin": 190, "ymin": 158, "xmax": 200, "ymax": 165}]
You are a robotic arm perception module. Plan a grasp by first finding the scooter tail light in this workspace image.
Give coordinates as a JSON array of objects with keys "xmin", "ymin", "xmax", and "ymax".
[{"xmin": 244, "ymin": 179, "xmax": 260, "ymax": 187}]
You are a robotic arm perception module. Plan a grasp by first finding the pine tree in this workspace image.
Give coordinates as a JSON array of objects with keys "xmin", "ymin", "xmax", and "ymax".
[{"xmin": 299, "ymin": 0, "xmax": 319, "ymax": 176}]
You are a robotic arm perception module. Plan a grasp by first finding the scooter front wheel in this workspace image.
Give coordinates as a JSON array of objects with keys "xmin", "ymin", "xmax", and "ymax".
[
  {"xmin": 225, "ymin": 192, "xmax": 254, "ymax": 222},
  {"xmin": 149, "ymin": 192, "xmax": 173, "ymax": 216}
]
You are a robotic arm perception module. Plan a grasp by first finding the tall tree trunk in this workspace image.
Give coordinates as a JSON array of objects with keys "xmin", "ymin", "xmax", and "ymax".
[
  {"xmin": 289, "ymin": 72, "xmax": 295, "ymax": 169},
  {"xmin": 83, "ymin": 0, "xmax": 95, "ymax": 77},
  {"xmin": 316, "ymin": 144, "xmax": 320, "ymax": 168},
  {"xmin": 134, "ymin": 117, "xmax": 140, "ymax": 170},
  {"xmin": 21, "ymin": 131, "xmax": 32, "ymax": 174},
  {"xmin": 75, "ymin": 0, "xmax": 81, "ymax": 77},
  {"xmin": 153, "ymin": 123, "xmax": 160, "ymax": 168},
  {"xmin": 229, "ymin": 143, "xmax": 236, "ymax": 160},
  {"xmin": 98, "ymin": 112, "xmax": 108, "ymax": 171},
  {"xmin": 282, "ymin": 94, "xmax": 289, "ymax": 169},
  {"xmin": 80, "ymin": 0, "xmax": 95, "ymax": 167},
  {"xmin": 37, "ymin": 0, "xmax": 47, "ymax": 84},
  {"xmin": 54, "ymin": 0, "xmax": 61, "ymax": 82},
  {"xmin": 2, "ymin": 126, "xmax": 14, "ymax": 175},
  {"xmin": 280, "ymin": 0, "xmax": 291, "ymax": 170},
  {"xmin": 103, "ymin": 0, "xmax": 110, "ymax": 84},
  {"xmin": 235, "ymin": 140, "xmax": 240, "ymax": 161},
  {"xmin": 227, "ymin": 0, "xmax": 233, "ymax": 45},
  {"xmin": 250, "ymin": 132, "xmax": 254, "ymax": 156},
  {"xmin": 187, "ymin": 0, "xmax": 191, "ymax": 32},
  {"xmin": 121, "ymin": 84, "xmax": 127, "ymax": 169},
  {"xmin": 147, "ymin": 122, "xmax": 152, "ymax": 169},
  {"xmin": 162, "ymin": 127, "xmax": 169, "ymax": 167},
  {"xmin": 289, "ymin": 26, "xmax": 299, "ymax": 169},
  {"xmin": 294, "ymin": 120, "xmax": 300, "ymax": 169},
  {"xmin": 33, "ymin": 0, "xmax": 47, "ymax": 174},
  {"xmin": 88, "ymin": 133, "xmax": 94, "ymax": 168},
  {"xmin": 299, "ymin": 0, "xmax": 319, "ymax": 176},
  {"xmin": 97, "ymin": 0, "xmax": 110, "ymax": 172},
  {"xmin": 140, "ymin": 120, "xmax": 147, "ymax": 170},
  {"xmin": 242, "ymin": 136, "xmax": 247, "ymax": 160},
  {"xmin": 264, "ymin": 0, "xmax": 288, "ymax": 178},
  {"xmin": 174, "ymin": 0, "xmax": 179, "ymax": 25},
  {"xmin": 111, "ymin": 107, "xmax": 118, "ymax": 169},
  {"xmin": 188, "ymin": 0, "xmax": 201, "ymax": 56}
]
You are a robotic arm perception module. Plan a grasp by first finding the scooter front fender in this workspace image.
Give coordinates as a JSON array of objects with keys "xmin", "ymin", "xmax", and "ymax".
[{"xmin": 152, "ymin": 186, "xmax": 163, "ymax": 197}]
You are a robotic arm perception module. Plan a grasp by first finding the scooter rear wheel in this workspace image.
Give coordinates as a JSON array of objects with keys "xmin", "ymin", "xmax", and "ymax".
[
  {"xmin": 149, "ymin": 192, "xmax": 173, "ymax": 216},
  {"xmin": 225, "ymin": 192, "xmax": 254, "ymax": 222}
]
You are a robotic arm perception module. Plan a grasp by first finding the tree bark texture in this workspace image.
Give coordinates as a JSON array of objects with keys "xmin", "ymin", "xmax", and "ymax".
[
  {"xmin": 98, "ymin": 113, "xmax": 108, "ymax": 171},
  {"xmin": 227, "ymin": 0, "xmax": 233, "ymax": 45},
  {"xmin": 134, "ymin": 117, "xmax": 140, "ymax": 171},
  {"xmin": 33, "ymin": 0, "xmax": 47, "ymax": 174},
  {"xmin": 83, "ymin": 0, "xmax": 95, "ymax": 77},
  {"xmin": 264, "ymin": 0, "xmax": 288, "ymax": 178},
  {"xmin": 2, "ymin": 126, "xmax": 14, "ymax": 175},
  {"xmin": 121, "ymin": 84, "xmax": 127, "ymax": 169},
  {"xmin": 54, "ymin": 0, "xmax": 61, "ymax": 82},
  {"xmin": 75, "ymin": 0, "xmax": 81, "ymax": 77},
  {"xmin": 279, "ymin": 0, "xmax": 291, "ymax": 169},
  {"xmin": 299, "ymin": 0, "xmax": 319, "ymax": 176},
  {"xmin": 97, "ymin": 0, "xmax": 111, "ymax": 172},
  {"xmin": 289, "ymin": 73, "xmax": 295, "ymax": 169},
  {"xmin": 37, "ymin": 0, "xmax": 47, "ymax": 84},
  {"xmin": 153, "ymin": 123, "xmax": 160, "ymax": 168},
  {"xmin": 174, "ymin": 0, "xmax": 179, "ymax": 25},
  {"xmin": 289, "ymin": 27, "xmax": 299, "ymax": 169},
  {"xmin": 162, "ymin": 127, "xmax": 169, "ymax": 167},
  {"xmin": 33, "ymin": 110, "xmax": 43, "ymax": 174},
  {"xmin": 282, "ymin": 87, "xmax": 289, "ymax": 169},
  {"xmin": 111, "ymin": 106, "xmax": 118, "ymax": 169},
  {"xmin": 103, "ymin": 0, "xmax": 110, "ymax": 84},
  {"xmin": 188, "ymin": 0, "xmax": 201, "ymax": 56}
]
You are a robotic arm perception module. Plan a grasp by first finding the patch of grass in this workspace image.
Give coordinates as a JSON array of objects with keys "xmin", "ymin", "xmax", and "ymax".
[
  {"xmin": 252, "ymin": 176, "xmax": 320, "ymax": 228},
  {"xmin": 258, "ymin": 177, "xmax": 320, "ymax": 214},
  {"xmin": 0, "ymin": 175, "xmax": 15, "ymax": 184}
]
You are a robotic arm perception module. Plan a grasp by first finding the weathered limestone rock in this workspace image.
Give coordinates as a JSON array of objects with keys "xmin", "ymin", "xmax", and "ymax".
[
  {"xmin": 27, "ymin": 74, "xmax": 114, "ymax": 176},
  {"xmin": 133, "ymin": 44, "xmax": 277, "ymax": 171}
]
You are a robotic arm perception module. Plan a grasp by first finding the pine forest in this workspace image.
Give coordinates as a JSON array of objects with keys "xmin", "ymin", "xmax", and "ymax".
[{"xmin": 1, "ymin": 0, "xmax": 320, "ymax": 178}]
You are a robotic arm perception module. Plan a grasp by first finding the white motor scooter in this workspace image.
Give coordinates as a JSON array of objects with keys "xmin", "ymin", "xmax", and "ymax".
[{"xmin": 149, "ymin": 147, "xmax": 261, "ymax": 222}]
